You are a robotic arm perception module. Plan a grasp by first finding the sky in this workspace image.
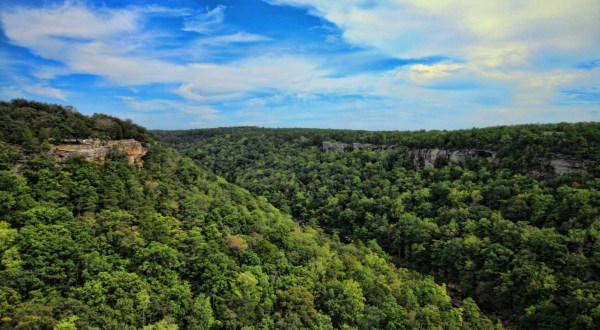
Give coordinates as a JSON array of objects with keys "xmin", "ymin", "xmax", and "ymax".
[{"xmin": 0, "ymin": 0, "xmax": 598, "ymax": 130}]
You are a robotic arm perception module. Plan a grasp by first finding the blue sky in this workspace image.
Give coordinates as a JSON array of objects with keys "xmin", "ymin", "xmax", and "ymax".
[{"xmin": 0, "ymin": 0, "xmax": 598, "ymax": 130}]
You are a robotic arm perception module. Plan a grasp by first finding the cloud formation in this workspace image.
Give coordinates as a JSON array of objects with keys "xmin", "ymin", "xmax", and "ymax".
[
  {"xmin": 408, "ymin": 64, "xmax": 466, "ymax": 84},
  {"xmin": 268, "ymin": 0, "xmax": 599, "ymax": 58},
  {"xmin": 0, "ymin": 0, "xmax": 597, "ymax": 129},
  {"xmin": 268, "ymin": 1, "xmax": 599, "ymax": 89},
  {"xmin": 197, "ymin": 32, "xmax": 271, "ymax": 45},
  {"xmin": 182, "ymin": 5, "xmax": 226, "ymax": 34}
]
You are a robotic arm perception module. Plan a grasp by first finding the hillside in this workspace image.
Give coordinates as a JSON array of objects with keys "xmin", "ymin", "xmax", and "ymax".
[
  {"xmin": 155, "ymin": 124, "xmax": 600, "ymax": 329},
  {"xmin": 0, "ymin": 100, "xmax": 500, "ymax": 329}
]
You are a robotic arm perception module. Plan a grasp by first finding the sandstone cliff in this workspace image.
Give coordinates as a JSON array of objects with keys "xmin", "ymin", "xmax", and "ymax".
[
  {"xmin": 411, "ymin": 149, "xmax": 591, "ymax": 175},
  {"xmin": 412, "ymin": 148, "xmax": 498, "ymax": 169},
  {"xmin": 537, "ymin": 155, "xmax": 591, "ymax": 175},
  {"xmin": 323, "ymin": 141, "xmax": 395, "ymax": 152},
  {"xmin": 51, "ymin": 139, "xmax": 147, "ymax": 166},
  {"xmin": 321, "ymin": 142, "xmax": 590, "ymax": 175}
]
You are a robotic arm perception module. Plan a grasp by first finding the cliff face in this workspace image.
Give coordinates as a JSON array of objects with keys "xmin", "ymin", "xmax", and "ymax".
[
  {"xmin": 412, "ymin": 149, "xmax": 590, "ymax": 175},
  {"xmin": 538, "ymin": 155, "xmax": 591, "ymax": 175},
  {"xmin": 51, "ymin": 139, "xmax": 147, "ymax": 166},
  {"xmin": 323, "ymin": 141, "xmax": 394, "ymax": 152},
  {"xmin": 322, "ymin": 141, "xmax": 350, "ymax": 152},
  {"xmin": 322, "ymin": 142, "xmax": 590, "ymax": 175},
  {"xmin": 412, "ymin": 148, "xmax": 498, "ymax": 169}
]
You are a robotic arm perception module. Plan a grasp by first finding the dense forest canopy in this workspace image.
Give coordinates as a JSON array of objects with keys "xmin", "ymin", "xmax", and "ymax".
[
  {"xmin": 0, "ymin": 99, "xmax": 154, "ymax": 145},
  {"xmin": 156, "ymin": 123, "xmax": 600, "ymax": 329},
  {"xmin": 155, "ymin": 122, "xmax": 599, "ymax": 162},
  {"xmin": 0, "ymin": 99, "xmax": 501, "ymax": 329}
]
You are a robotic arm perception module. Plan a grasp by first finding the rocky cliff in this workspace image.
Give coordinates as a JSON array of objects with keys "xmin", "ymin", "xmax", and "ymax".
[
  {"xmin": 323, "ymin": 141, "xmax": 395, "ymax": 152},
  {"xmin": 51, "ymin": 139, "xmax": 147, "ymax": 166},
  {"xmin": 412, "ymin": 148, "xmax": 498, "ymax": 169},
  {"xmin": 538, "ymin": 155, "xmax": 591, "ymax": 175},
  {"xmin": 322, "ymin": 142, "xmax": 590, "ymax": 175}
]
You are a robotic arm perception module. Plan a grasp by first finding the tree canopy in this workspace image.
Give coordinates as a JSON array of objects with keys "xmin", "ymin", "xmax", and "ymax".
[
  {"xmin": 156, "ymin": 123, "xmax": 600, "ymax": 329},
  {"xmin": 0, "ymin": 100, "xmax": 501, "ymax": 329}
]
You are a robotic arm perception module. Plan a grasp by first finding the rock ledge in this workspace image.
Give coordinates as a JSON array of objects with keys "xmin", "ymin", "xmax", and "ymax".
[{"xmin": 51, "ymin": 139, "xmax": 147, "ymax": 166}]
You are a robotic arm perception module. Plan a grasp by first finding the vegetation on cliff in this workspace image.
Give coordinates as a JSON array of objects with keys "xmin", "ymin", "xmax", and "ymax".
[
  {"xmin": 0, "ymin": 100, "xmax": 499, "ymax": 329},
  {"xmin": 156, "ymin": 124, "xmax": 600, "ymax": 329}
]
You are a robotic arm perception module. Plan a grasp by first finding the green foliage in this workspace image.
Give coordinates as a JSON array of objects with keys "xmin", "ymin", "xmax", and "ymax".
[
  {"xmin": 0, "ymin": 99, "xmax": 154, "ymax": 146},
  {"xmin": 0, "ymin": 100, "xmax": 495, "ymax": 329},
  {"xmin": 156, "ymin": 124, "xmax": 600, "ymax": 329}
]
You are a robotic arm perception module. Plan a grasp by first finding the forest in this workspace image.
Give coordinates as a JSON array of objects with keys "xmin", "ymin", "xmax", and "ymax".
[
  {"xmin": 0, "ymin": 99, "xmax": 503, "ymax": 329},
  {"xmin": 155, "ymin": 123, "xmax": 600, "ymax": 329}
]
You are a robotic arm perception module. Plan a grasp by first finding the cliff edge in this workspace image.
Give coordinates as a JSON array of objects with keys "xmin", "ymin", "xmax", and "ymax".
[{"xmin": 51, "ymin": 139, "xmax": 147, "ymax": 166}]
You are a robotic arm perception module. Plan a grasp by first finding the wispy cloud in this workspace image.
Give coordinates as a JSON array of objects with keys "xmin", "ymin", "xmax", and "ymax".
[
  {"xmin": 0, "ymin": 0, "xmax": 597, "ymax": 129},
  {"xmin": 408, "ymin": 64, "xmax": 465, "ymax": 84},
  {"xmin": 119, "ymin": 96, "xmax": 219, "ymax": 120},
  {"xmin": 0, "ymin": 50, "xmax": 67, "ymax": 100},
  {"xmin": 182, "ymin": 5, "xmax": 226, "ymax": 34},
  {"xmin": 1, "ymin": 2, "xmax": 140, "ymax": 58},
  {"xmin": 196, "ymin": 32, "xmax": 271, "ymax": 45},
  {"xmin": 23, "ymin": 83, "xmax": 67, "ymax": 100},
  {"xmin": 267, "ymin": 1, "xmax": 599, "ymax": 80},
  {"xmin": 268, "ymin": 0, "xmax": 599, "ymax": 59}
]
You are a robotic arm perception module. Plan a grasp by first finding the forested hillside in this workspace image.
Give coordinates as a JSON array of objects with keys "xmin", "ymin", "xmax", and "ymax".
[
  {"xmin": 0, "ymin": 99, "xmax": 499, "ymax": 329},
  {"xmin": 156, "ymin": 124, "xmax": 600, "ymax": 329}
]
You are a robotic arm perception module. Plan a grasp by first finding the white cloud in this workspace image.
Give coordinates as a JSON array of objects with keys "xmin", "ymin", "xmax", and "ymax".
[
  {"xmin": 140, "ymin": 5, "xmax": 192, "ymax": 16},
  {"xmin": 0, "ymin": 1, "xmax": 394, "ymax": 104},
  {"xmin": 0, "ymin": 3, "xmax": 291, "ymax": 92},
  {"xmin": 118, "ymin": 96, "xmax": 174, "ymax": 112},
  {"xmin": 266, "ymin": 1, "xmax": 599, "ymax": 81},
  {"xmin": 268, "ymin": 0, "xmax": 600, "ymax": 59},
  {"xmin": 67, "ymin": 50, "xmax": 188, "ymax": 85},
  {"xmin": 0, "ymin": 52, "xmax": 67, "ymax": 100},
  {"xmin": 1, "ymin": 1, "xmax": 597, "ymax": 129},
  {"xmin": 3, "ymin": 7, "xmax": 176, "ymax": 84},
  {"xmin": 408, "ymin": 63, "xmax": 465, "ymax": 84},
  {"xmin": 246, "ymin": 94, "xmax": 285, "ymax": 108},
  {"xmin": 1, "ymin": 3, "xmax": 140, "ymax": 59},
  {"xmin": 119, "ymin": 96, "xmax": 219, "ymax": 121},
  {"xmin": 181, "ymin": 55, "xmax": 327, "ymax": 98},
  {"xmin": 267, "ymin": 0, "xmax": 600, "ymax": 120},
  {"xmin": 0, "ymin": 79, "xmax": 67, "ymax": 101},
  {"xmin": 196, "ymin": 32, "xmax": 271, "ymax": 45},
  {"xmin": 24, "ymin": 83, "xmax": 67, "ymax": 100},
  {"xmin": 176, "ymin": 83, "xmax": 207, "ymax": 102},
  {"xmin": 182, "ymin": 5, "xmax": 226, "ymax": 34},
  {"xmin": 31, "ymin": 65, "xmax": 72, "ymax": 80}
]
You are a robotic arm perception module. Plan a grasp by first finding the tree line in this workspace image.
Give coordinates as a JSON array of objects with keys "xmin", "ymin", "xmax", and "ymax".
[
  {"xmin": 156, "ymin": 123, "xmax": 600, "ymax": 329},
  {"xmin": 0, "ymin": 100, "xmax": 499, "ymax": 329}
]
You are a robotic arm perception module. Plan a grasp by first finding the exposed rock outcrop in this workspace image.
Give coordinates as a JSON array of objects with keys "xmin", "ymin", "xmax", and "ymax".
[
  {"xmin": 51, "ymin": 139, "xmax": 147, "ymax": 166},
  {"xmin": 539, "ymin": 155, "xmax": 590, "ymax": 175},
  {"xmin": 321, "ymin": 142, "xmax": 590, "ymax": 176},
  {"xmin": 412, "ymin": 149, "xmax": 498, "ymax": 169},
  {"xmin": 323, "ymin": 142, "xmax": 351, "ymax": 152},
  {"xmin": 323, "ymin": 141, "xmax": 395, "ymax": 152}
]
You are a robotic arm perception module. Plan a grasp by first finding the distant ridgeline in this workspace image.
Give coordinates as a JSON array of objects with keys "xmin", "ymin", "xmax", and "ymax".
[
  {"xmin": 322, "ymin": 141, "xmax": 590, "ymax": 176},
  {"xmin": 156, "ymin": 124, "xmax": 600, "ymax": 329},
  {"xmin": 156, "ymin": 124, "xmax": 599, "ymax": 177},
  {"xmin": 322, "ymin": 141, "xmax": 396, "ymax": 152}
]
